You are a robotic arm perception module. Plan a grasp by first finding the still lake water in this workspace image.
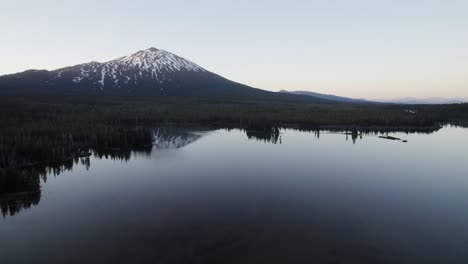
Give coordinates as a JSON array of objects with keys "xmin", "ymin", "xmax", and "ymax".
[{"xmin": 1, "ymin": 126, "xmax": 468, "ymax": 264}]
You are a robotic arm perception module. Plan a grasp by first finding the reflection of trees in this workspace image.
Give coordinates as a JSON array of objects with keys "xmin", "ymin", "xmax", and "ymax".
[
  {"xmin": 345, "ymin": 130, "xmax": 362, "ymax": 144},
  {"xmin": 0, "ymin": 127, "xmax": 207, "ymax": 218},
  {"xmin": 1, "ymin": 167, "xmax": 41, "ymax": 218},
  {"xmin": 293, "ymin": 125, "xmax": 440, "ymax": 145},
  {"xmin": 0, "ymin": 149, "xmax": 154, "ymax": 218},
  {"xmin": 1, "ymin": 190, "xmax": 41, "ymax": 218},
  {"xmin": 242, "ymin": 125, "xmax": 438, "ymax": 145},
  {"xmin": 0, "ymin": 127, "xmax": 155, "ymax": 218},
  {"xmin": 0, "ymin": 158, "xmax": 82, "ymax": 218},
  {"xmin": 245, "ymin": 127, "xmax": 281, "ymax": 144},
  {"xmin": 238, "ymin": 124, "xmax": 440, "ymax": 145}
]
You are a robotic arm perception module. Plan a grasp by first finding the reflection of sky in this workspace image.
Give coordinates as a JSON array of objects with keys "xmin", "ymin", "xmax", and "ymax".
[
  {"xmin": 1, "ymin": 127, "xmax": 468, "ymax": 263},
  {"xmin": 2, "ymin": 1, "xmax": 468, "ymax": 99}
]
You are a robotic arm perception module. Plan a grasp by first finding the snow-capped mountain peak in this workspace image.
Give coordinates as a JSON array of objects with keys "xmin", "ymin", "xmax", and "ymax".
[
  {"xmin": 113, "ymin": 47, "xmax": 206, "ymax": 72},
  {"xmin": 51, "ymin": 47, "xmax": 206, "ymax": 90}
]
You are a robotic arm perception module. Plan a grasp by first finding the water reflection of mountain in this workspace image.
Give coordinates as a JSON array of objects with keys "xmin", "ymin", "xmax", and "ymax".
[{"xmin": 153, "ymin": 127, "xmax": 204, "ymax": 149}]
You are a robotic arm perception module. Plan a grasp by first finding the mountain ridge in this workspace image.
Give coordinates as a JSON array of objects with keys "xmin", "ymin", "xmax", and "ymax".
[
  {"xmin": 377, "ymin": 97, "xmax": 468, "ymax": 105},
  {"xmin": 279, "ymin": 90, "xmax": 370, "ymax": 104},
  {"xmin": 280, "ymin": 90, "xmax": 467, "ymax": 105}
]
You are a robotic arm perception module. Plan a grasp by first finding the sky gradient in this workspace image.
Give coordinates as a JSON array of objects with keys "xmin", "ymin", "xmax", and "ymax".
[{"xmin": 1, "ymin": 0, "xmax": 467, "ymax": 99}]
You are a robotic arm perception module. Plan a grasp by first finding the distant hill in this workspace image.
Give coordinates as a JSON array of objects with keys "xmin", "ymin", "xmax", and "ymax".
[
  {"xmin": 279, "ymin": 90, "xmax": 371, "ymax": 104},
  {"xmin": 377, "ymin": 97, "xmax": 468, "ymax": 105},
  {"xmin": 280, "ymin": 90, "xmax": 467, "ymax": 105}
]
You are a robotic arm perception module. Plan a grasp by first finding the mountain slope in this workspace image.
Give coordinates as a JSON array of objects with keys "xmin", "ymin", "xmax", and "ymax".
[
  {"xmin": 0, "ymin": 48, "xmax": 332, "ymax": 103},
  {"xmin": 279, "ymin": 90, "xmax": 370, "ymax": 103}
]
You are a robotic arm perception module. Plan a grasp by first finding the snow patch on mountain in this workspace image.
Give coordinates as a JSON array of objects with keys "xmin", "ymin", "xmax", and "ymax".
[
  {"xmin": 114, "ymin": 48, "xmax": 204, "ymax": 72},
  {"xmin": 53, "ymin": 47, "xmax": 206, "ymax": 89}
]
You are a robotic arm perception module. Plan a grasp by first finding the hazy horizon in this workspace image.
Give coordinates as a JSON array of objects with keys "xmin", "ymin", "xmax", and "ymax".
[{"xmin": 1, "ymin": 0, "xmax": 467, "ymax": 100}]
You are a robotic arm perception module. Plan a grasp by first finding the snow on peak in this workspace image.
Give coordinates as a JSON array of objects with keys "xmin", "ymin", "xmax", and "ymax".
[
  {"xmin": 59, "ymin": 47, "xmax": 207, "ymax": 88},
  {"xmin": 113, "ymin": 48, "xmax": 206, "ymax": 73}
]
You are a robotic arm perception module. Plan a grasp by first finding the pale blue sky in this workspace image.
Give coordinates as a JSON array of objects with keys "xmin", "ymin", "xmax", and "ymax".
[{"xmin": 1, "ymin": 0, "xmax": 467, "ymax": 99}]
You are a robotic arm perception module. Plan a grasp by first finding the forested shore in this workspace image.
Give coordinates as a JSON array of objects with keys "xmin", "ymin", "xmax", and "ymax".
[{"xmin": 1, "ymin": 93, "xmax": 467, "ymax": 196}]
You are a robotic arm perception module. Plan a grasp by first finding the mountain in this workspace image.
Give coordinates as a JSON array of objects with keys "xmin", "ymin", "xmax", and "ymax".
[
  {"xmin": 279, "ymin": 90, "xmax": 370, "ymax": 103},
  {"xmin": 377, "ymin": 97, "xmax": 468, "ymax": 105},
  {"xmin": 281, "ymin": 90, "xmax": 467, "ymax": 105},
  {"xmin": 0, "ymin": 48, "xmax": 331, "ymax": 103}
]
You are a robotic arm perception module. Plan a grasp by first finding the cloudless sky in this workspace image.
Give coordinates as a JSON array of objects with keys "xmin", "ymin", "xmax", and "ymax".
[{"xmin": 1, "ymin": 0, "xmax": 467, "ymax": 99}]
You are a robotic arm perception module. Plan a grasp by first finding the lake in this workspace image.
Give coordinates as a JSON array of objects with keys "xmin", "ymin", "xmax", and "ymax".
[{"xmin": 1, "ymin": 126, "xmax": 468, "ymax": 264}]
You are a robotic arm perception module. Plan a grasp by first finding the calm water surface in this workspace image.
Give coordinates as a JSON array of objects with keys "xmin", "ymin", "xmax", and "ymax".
[{"xmin": 1, "ymin": 127, "xmax": 468, "ymax": 264}]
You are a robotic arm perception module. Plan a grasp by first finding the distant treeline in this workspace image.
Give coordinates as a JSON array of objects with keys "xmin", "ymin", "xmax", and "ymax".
[{"xmin": 2, "ymin": 92, "xmax": 467, "ymax": 126}]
